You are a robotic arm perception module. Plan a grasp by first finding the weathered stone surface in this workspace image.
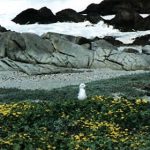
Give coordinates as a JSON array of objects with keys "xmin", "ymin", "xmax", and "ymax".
[
  {"xmin": 123, "ymin": 48, "xmax": 139, "ymax": 54},
  {"xmin": 0, "ymin": 31, "xmax": 149, "ymax": 74},
  {"xmin": 42, "ymin": 32, "xmax": 91, "ymax": 45},
  {"xmin": 0, "ymin": 57, "xmax": 75, "ymax": 75},
  {"xmin": 91, "ymin": 39, "xmax": 117, "ymax": 51},
  {"xmin": 108, "ymin": 52, "xmax": 150, "ymax": 70},
  {"xmin": 0, "ymin": 32, "xmax": 54, "ymax": 63},
  {"xmin": 142, "ymin": 45, "xmax": 150, "ymax": 55}
]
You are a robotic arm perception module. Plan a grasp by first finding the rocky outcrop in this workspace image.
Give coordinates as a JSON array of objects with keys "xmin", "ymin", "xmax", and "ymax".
[
  {"xmin": 108, "ymin": 8, "xmax": 147, "ymax": 31},
  {"xmin": 133, "ymin": 34, "xmax": 150, "ymax": 45},
  {"xmin": 103, "ymin": 36, "xmax": 123, "ymax": 46},
  {"xmin": 12, "ymin": 7, "xmax": 57, "ymax": 24},
  {"xmin": 142, "ymin": 15, "xmax": 150, "ymax": 30},
  {"xmin": 80, "ymin": 3, "xmax": 99, "ymax": 15},
  {"xmin": 56, "ymin": 9, "xmax": 85, "ymax": 23},
  {"xmin": 142, "ymin": 45, "xmax": 150, "ymax": 55},
  {"xmin": 37, "ymin": 7, "xmax": 57, "ymax": 24},
  {"xmin": 0, "ymin": 31, "xmax": 149, "ymax": 74},
  {"xmin": 12, "ymin": 8, "xmax": 38, "ymax": 24},
  {"xmin": 0, "ymin": 25, "xmax": 8, "ymax": 32},
  {"xmin": 80, "ymin": 0, "xmax": 150, "ymax": 15},
  {"xmin": 12, "ymin": 7, "xmax": 86, "ymax": 24},
  {"xmin": 86, "ymin": 13, "xmax": 104, "ymax": 24},
  {"xmin": 122, "ymin": 48, "xmax": 139, "ymax": 54},
  {"xmin": 11, "ymin": 0, "xmax": 150, "ymax": 32},
  {"xmin": 79, "ymin": 0, "xmax": 150, "ymax": 31}
]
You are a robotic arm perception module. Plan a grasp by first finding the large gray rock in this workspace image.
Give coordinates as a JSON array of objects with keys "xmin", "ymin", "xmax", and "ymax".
[
  {"xmin": 0, "ymin": 31, "xmax": 150, "ymax": 74},
  {"xmin": 107, "ymin": 52, "xmax": 150, "ymax": 70},
  {"xmin": 142, "ymin": 45, "xmax": 150, "ymax": 55},
  {"xmin": 42, "ymin": 32, "xmax": 91, "ymax": 45},
  {"xmin": 90, "ymin": 40, "xmax": 150, "ymax": 70},
  {"xmin": 0, "ymin": 32, "xmax": 54, "ymax": 63}
]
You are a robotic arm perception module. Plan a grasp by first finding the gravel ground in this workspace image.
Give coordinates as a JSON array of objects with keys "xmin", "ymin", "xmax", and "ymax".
[{"xmin": 0, "ymin": 69, "xmax": 149, "ymax": 90}]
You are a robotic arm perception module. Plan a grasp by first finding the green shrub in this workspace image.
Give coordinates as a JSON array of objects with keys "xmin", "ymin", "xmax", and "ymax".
[{"xmin": 0, "ymin": 96, "xmax": 150, "ymax": 150}]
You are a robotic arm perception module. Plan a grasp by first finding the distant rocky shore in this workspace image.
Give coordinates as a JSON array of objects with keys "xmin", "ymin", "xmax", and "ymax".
[{"xmin": 11, "ymin": 0, "xmax": 150, "ymax": 31}]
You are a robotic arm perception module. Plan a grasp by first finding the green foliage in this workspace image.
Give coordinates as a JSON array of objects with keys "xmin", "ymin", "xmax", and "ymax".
[{"xmin": 0, "ymin": 96, "xmax": 150, "ymax": 150}]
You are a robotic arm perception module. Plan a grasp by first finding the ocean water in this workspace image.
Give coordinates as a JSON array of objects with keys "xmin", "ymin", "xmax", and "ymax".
[{"xmin": 0, "ymin": 0, "xmax": 150, "ymax": 44}]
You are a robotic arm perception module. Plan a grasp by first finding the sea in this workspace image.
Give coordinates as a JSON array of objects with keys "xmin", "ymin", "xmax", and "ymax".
[{"xmin": 0, "ymin": 0, "xmax": 149, "ymax": 44}]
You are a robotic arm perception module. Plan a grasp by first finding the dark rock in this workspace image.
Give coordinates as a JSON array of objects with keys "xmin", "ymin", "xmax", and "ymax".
[
  {"xmin": 140, "ymin": 0, "xmax": 150, "ymax": 14},
  {"xmin": 0, "ymin": 25, "xmax": 8, "ymax": 32},
  {"xmin": 12, "ymin": 8, "xmax": 39, "ymax": 24},
  {"xmin": 98, "ymin": 0, "xmax": 133, "ymax": 15},
  {"xmin": 80, "ymin": 0, "xmax": 150, "ymax": 15},
  {"xmin": 123, "ymin": 48, "xmax": 139, "ymax": 53},
  {"xmin": 80, "ymin": 1, "xmax": 133, "ymax": 15},
  {"xmin": 80, "ymin": 3, "xmax": 100, "ymax": 14},
  {"xmin": 12, "ymin": 7, "xmax": 57, "ymax": 25},
  {"xmin": 134, "ymin": 15, "xmax": 150, "ymax": 31},
  {"xmin": 109, "ymin": 8, "xmax": 144, "ymax": 31},
  {"xmin": 145, "ymin": 15, "xmax": 150, "ymax": 23},
  {"xmin": 56, "ymin": 9, "xmax": 85, "ymax": 23},
  {"xmin": 86, "ymin": 13, "xmax": 104, "ymax": 24},
  {"xmin": 80, "ymin": 1, "xmax": 150, "ymax": 31},
  {"xmin": 143, "ymin": 15, "xmax": 150, "ymax": 30},
  {"xmin": 133, "ymin": 34, "xmax": 150, "ymax": 45},
  {"xmin": 103, "ymin": 36, "xmax": 123, "ymax": 46},
  {"xmin": 38, "ymin": 7, "xmax": 57, "ymax": 24}
]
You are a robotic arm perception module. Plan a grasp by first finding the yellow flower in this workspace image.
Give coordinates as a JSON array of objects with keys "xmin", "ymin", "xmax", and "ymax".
[
  {"xmin": 121, "ymin": 116, "xmax": 125, "ymax": 119},
  {"xmin": 74, "ymin": 135, "xmax": 80, "ymax": 140},
  {"xmin": 75, "ymin": 144, "xmax": 80, "ymax": 150},
  {"xmin": 91, "ymin": 95, "xmax": 104, "ymax": 101},
  {"xmin": 136, "ymin": 99, "xmax": 142, "ymax": 105},
  {"xmin": 135, "ymin": 99, "xmax": 148, "ymax": 105},
  {"xmin": 108, "ymin": 110, "xmax": 113, "ymax": 115},
  {"xmin": 142, "ymin": 99, "xmax": 148, "ymax": 104},
  {"xmin": 47, "ymin": 145, "xmax": 56, "ymax": 150}
]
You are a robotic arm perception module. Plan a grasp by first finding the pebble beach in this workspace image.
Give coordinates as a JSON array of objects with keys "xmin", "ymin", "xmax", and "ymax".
[{"xmin": 0, "ymin": 69, "xmax": 149, "ymax": 90}]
